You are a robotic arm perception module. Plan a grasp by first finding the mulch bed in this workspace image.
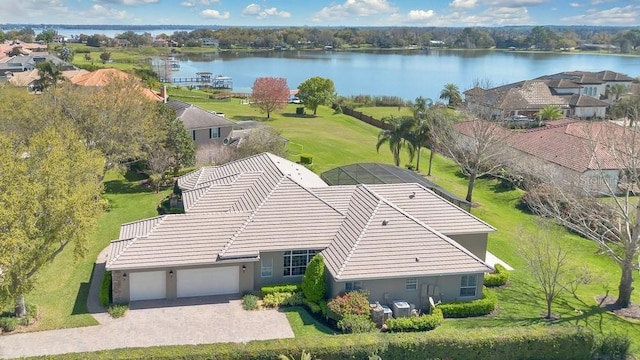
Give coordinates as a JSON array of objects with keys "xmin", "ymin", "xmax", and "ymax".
[{"xmin": 596, "ymin": 295, "xmax": 640, "ymax": 320}]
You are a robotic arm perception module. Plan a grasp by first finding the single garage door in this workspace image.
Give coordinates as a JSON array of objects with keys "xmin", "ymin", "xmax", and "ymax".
[
  {"xmin": 129, "ymin": 271, "xmax": 166, "ymax": 301},
  {"xmin": 177, "ymin": 267, "xmax": 239, "ymax": 298}
]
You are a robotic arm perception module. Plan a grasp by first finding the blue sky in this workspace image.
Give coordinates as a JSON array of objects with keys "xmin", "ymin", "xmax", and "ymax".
[{"xmin": 1, "ymin": 0, "xmax": 638, "ymax": 27}]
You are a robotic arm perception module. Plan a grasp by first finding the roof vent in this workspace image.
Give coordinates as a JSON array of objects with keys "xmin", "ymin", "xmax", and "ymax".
[
  {"xmin": 415, "ymin": 257, "xmax": 420, "ymax": 262},
  {"xmin": 409, "ymin": 191, "xmax": 416, "ymax": 199},
  {"xmin": 382, "ymin": 220, "xmax": 389, "ymax": 226}
]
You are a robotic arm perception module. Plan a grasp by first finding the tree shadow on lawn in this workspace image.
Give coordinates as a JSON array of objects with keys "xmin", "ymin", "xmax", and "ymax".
[
  {"xmin": 104, "ymin": 179, "xmax": 153, "ymax": 195},
  {"xmin": 230, "ymin": 115, "xmax": 263, "ymax": 122},
  {"xmin": 281, "ymin": 113, "xmax": 316, "ymax": 119}
]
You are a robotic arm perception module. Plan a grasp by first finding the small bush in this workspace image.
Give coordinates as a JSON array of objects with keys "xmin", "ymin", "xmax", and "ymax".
[
  {"xmin": 107, "ymin": 304, "xmax": 129, "ymax": 318},
  {"xmin": 261, "ymin": 284, "xmax": 301, "ymax": 296},
  {"xmin": 439, "ymin": 288, "xmax": 497, "ymax": 318},
  {"xmin": 242, "ymin": 294, "xmax": 259, "ymax": 310},
  {"xmin": 484, "ymin": 264, "xmax": 510, "ymax": 287},
  {"xmin": 593, "ymin": 333, "xmax": 630, "ymax": 360},
  {"xmin": 0, "ymin": 317, "xmax": 18, "ymax": 332},
  {"xmin": 337, "ymin": 314, "xmax": 377, "ymax": 334},
  {"xmin": 263, "ymin": 292, "xmax": 303, "ymax": 308},
  {"xmin": 327, "ymin": 290, "xmax": 370, "ymax": 319},
  {"xmin": 300, "ymin": 154, "xmax": 313, "ymax": 165},
  {"xmin": 286, "ymin": 292, "xmax": 304, "ymax": 306},
  {"xmin": 303, "ymin": 298, "xmax": 322, "ymax": 314},
  {"xmin": 100, "ymin": 271, "xmax": 112, "ymax": 307},
  {"xmin": 301, "ymin": 254, "xmax": 325, "ymax": 303},
  {"xmin": 386, "ymin": 309, "xmax": 444, "ymax": 332}
]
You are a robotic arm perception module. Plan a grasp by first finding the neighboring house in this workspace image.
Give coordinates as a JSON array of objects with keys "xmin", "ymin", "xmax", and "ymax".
[
  {"xmin": 7, "ymin": 68, "xmax": 89, "ymax": 90},
  {"xmin": 455, "ymin": 119, "xmax": 628, "ymax": 194},
  {"xmin": 200, "ymin": 38, "xmax": 219, "ymax": 47},
  {"xmin": 0, "ymin": 40, "xmax": 48, "ymax": 59},
  {"xmin": 464, "ymin": 70, "xmax": 632, "ymax": 120},
  {"xmin": 0, "ymin": 53, "xmax": 75, "ymax": 77},
  {"xmin": 106, "ymin": 153, "xmax": 495, "ymax": 310},
  {"xmin": 165, "ymin": 100, "xmax": 236, "ymax": 146},
  {"xmin": 70, "ymin": 68, "xmax": 164, "ymax": 101}
]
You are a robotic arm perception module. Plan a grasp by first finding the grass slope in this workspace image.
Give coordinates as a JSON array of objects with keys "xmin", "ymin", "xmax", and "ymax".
[{"xmin": 26, "ymin": 171, "xmax": 169, "ymax": 330}]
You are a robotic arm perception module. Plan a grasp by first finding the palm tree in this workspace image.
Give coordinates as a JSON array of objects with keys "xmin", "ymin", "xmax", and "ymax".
[
  {"xmin": 36, "ymin": 60, "xmax": 64, "ymax": 91},
  {"xmin": 607, "ymin": 84, "xmax": 629, "ymax": 102},
  {"xmin": 376, "ymin": 115, "xmax": 414, "ymax": 167},
  {"xmin": 406, "ymin": 96, "xmax": 433, "ymax": 174},
  {"xmin": 536, "ymin": 105, "xmax": 563, "ymax": 121},
  {"xmin": 439, "ymin": 83, "xmax": 462, "ymax": 107}
]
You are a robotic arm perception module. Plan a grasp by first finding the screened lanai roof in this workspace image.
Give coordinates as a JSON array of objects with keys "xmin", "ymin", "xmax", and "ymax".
[{"xmin": 320, "ymin": 163, "xmax": 471, "ymax": 211}]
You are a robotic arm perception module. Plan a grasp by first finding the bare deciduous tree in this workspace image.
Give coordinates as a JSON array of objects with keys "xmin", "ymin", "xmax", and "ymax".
[
  {"xmin": 518, "ymin": 225, "xmax": 572, "ymax": 320},
  {"xmin": 523, "ymin": 120, "xmax": 640, "ymax": 308}
]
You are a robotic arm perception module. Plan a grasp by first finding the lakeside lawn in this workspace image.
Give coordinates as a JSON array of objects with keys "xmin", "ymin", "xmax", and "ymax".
[
  {"xmin": 353, "ymin": 106, "xmax": 414, "ymax": 120},
  {"xmin": 20, "ymin": 91, "xmax": 640, "ymax": 356}
]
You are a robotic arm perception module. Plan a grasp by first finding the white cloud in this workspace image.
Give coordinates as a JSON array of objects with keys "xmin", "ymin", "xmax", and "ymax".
[
  {"xmin": 201, "ymin": 9, "xmax": 230, "ymax": 19},
  {"xmin": 199, "ymin": 0, "xmax": 219, "ymax": 4},
  {"xmin": 450, "ymin": 0, "xmax": 477, "ymax": 9},
  {"xmin": 181, "ymin": 1, "xmax": 194, "ymax": 6},
  {"xmin": 0, "ymin": 0, "xmax": 134, "ymax": 24},
  {"xmin": 94, "ymin": 0, "xmax": 159, "ymax": 5},
  {"xmin": 312, "ymin": 0, "xmax": 397, "ymax": 22},
  {"xmin": 569, "ymin": 2, "xmax": 581, "ymax": 7},
  {"xmin": 425, "ymin": 6, "xmax": 532, "ymax": 26},
  {"xmin": 407, "ymin": 9, "xmax": 436, "ymax": 21},
  {"xmin": 242, "ymin": 3, "xmax": 261, "ymax": 15},
  {"xmin": 561, "ymin": 5, "xmax": 640, "ymax": 25},
  {"xmin": 483, "ymin": 0, "xmax": 548, "ymax": 7}
]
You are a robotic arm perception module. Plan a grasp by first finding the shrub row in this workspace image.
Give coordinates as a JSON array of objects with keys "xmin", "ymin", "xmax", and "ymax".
[
  {"xmin": 262, "ymin": 292, "xmax": 304, "ymax": 308},
  {"xmin": 260, "ymin": 284, "xmax": 301, "ymax": 296},
  {"xmin": 50, "ymin": 326, "xmax": 595, "ymax": 360},
  {"xmin": 336, "ymin": 314, "xmax": 377, "ymax": 334},
  {"xmin": 386, "ymin": 309, "xmax": 444, "ymax": 332},
  {"xmin": 439, "ymin": 288, "xmax": 497, "ymax": 318},
  {"xmin": 483, "ymin": 263, "xmax": 510, "ymax": 287},
  {"xmin": 100, "ymin": 271, "xmax": 112, "ymax": 307}
]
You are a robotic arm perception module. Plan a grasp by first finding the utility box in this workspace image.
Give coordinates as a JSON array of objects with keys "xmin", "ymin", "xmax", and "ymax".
[{"xmin": 392, "ymin": 301, "xmax": 410, "ymax": 318}]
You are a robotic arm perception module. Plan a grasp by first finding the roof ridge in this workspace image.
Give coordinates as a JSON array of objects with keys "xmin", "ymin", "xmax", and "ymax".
[
  {"xmin": 119, "ymin": 215, "xmax": 164, "ymax": 227},
  {"xmin": 185, "ymin": 172, "xmax": 254, "ymax": 211},
  {"xmin": 219, "ymin": 175, "xmax": 286, "ymax": 257},
  {"xmin": 335, "ymin": 193, "xmax": 381, "ymax": 279},
  {"xmin": 107, "ymin": 237, "xmax": 140, "ymax": 267}
]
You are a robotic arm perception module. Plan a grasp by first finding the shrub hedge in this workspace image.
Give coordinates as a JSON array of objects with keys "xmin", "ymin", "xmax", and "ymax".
[
  {"xmin": 100, "ymin": 271, "xmax": 112, "ymax": 307},
  {"xmin": 439, "ymin": 288, "xmax": 497, "ymax": 318},
  {"xmin": 262, "ymin": 292, "xmax": 304, "ymax": 308},
  {"xmin": 483, "ymin": 264, "xmax": 510, "ymax": 287},
  {"xmin": 386, "ymin": 309, "xmax": 444, "ymax": 332},
  {"xmin": 300, "ymin": 154, "xmax": 313, "ymax": 165},
  {"xmin": 46, "ymin": 326, "xmax": 594, "ymax": 360},
  {"xmin": 336, "ymin": 314, "xmax": 377, "ymax": 334},
  {"xmin": 261, "ymin": 284, "xmax": 301, "ymax": 296}
]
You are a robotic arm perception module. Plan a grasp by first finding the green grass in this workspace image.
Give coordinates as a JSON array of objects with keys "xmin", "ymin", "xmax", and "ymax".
[
  {"xmin": 354, "ymin": 106, "xmax": 414, "ymax": 120},
  {"xmin": 24, "ymin": 170, "xmax": 170, "ymax": 331},
  {"xmin": 283, "ymin": 307, "xmax": 336, "ymax": 336}
]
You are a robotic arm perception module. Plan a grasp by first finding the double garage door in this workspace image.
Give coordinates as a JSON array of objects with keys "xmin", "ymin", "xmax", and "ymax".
[{"xmin": 129, "ymin": 266, "xmax": 239, "ymax": 301}]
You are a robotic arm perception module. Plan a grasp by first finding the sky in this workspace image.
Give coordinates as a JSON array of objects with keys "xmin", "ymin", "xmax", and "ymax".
[{"xmin": 0, "ymin": 0, "xmax": 639, "ymax": 27}]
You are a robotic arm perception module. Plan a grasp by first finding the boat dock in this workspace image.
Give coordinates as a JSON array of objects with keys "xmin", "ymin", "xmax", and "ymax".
[{"xmin": 161, "ymin": 72, "xmax": 233, "ymax": 89}]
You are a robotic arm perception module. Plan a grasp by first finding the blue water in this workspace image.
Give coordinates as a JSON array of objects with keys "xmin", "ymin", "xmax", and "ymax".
[{"xmin": 169, "ymin": 49, "xmax": 640, "ymax": 100}]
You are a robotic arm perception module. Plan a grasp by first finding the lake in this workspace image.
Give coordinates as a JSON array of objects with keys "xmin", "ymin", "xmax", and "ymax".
[{"xmin": 168, "ymin": 50, "xmax": 640, "ymax": 101}]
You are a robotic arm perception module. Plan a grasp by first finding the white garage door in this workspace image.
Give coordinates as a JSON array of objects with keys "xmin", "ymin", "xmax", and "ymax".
[
  {"xmin": 129, "ymin": 271, "xmax": 166, "ymax": 301},
  {"xmin": 177, "ymin": 267, "xmax": 239, "ymax": 298}
]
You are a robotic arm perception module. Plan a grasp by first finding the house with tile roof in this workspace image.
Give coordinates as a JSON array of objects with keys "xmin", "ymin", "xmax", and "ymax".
[
  {"xmin": 69, "ymin": 68, "xmax": 163, "ymax": 102},
  {"xmin": 455, "ymin": 119, "xmax": 630, "ymax": 194},
  {"xmin": 464, "ymin": 70, "xmax": 633, "ymax": 120},
  {"xmin": 106, "ymin": 153, "xmax": 495, "ymax": 309}
]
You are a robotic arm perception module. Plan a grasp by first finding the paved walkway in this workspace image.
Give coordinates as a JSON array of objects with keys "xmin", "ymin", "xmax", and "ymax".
[{"xmin": 0, "ymin": 249, "xmax": 294, "ymax": 359}]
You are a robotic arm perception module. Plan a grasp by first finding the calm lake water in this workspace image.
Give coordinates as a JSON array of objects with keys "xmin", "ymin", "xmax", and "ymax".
[{"xmin": 170, "ymin": 50, "xmax": 640, "ymax": 100}]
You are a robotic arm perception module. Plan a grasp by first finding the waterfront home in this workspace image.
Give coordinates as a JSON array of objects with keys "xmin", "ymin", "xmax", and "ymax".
[{"xmin": 165, "ymin": 100, "xmax": 236, "ymax": 146}]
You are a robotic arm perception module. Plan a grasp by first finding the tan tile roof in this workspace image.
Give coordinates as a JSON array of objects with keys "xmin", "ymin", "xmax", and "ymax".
[
  {"xmin": 565, "ymin": 94, "xmax": 609, "ymax": 107},
  {"xmin": 119, "ymin": 216, "xmax": 165, "ymax": 239},
  {"xmin": 177, "ymin": 152, "xmax": 327, "ymax": 191},
  {"xmin": 323, "ymin": 186, "xmax": 492, "ymax": 281},
  {"xmin": 106, "ymin": 212, "xmax": 250, "ymax": 271},
  {"xmin": 219, "ymin": 177, "xmax": 345, "ymax": 259},
  {"xmin": 70, "ymin": 68, "xmax": 163, "ymax": 101}
]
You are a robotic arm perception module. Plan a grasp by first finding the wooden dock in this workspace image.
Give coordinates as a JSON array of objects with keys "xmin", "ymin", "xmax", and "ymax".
[{"xmin": 161, "ymin": 72, "xmax": 233, "ymax": 89}]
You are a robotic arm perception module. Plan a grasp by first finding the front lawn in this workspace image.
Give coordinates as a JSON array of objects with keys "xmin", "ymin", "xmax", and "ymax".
[
  {"xmin": 283, "ymin": 307, "xmax": 336, "ymax": 337},
  {"xmin": 24, "ymin": 171, "xmax": 170, "ymax": 331}
]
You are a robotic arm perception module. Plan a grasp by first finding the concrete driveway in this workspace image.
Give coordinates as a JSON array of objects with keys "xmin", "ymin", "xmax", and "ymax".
[
  {"xmin": 0, "ymin": 248, "xmax": 294, "ymax": 359},
  {"xmin": 0, "ymin": 296, "xmax": 294, "ymax": 359}
]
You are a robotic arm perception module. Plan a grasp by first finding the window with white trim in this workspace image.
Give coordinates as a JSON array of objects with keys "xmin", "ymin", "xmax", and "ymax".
[
  {"xmin": 261, "ymin": 257, "xmax": 273, "ymax": 278},
  {"xmin": 405, "ymin": 278, "xmax": 418, "ymax": 291},
  {"xmin": 345, "ymin": 281, "xmax": 362, "ymax": 292},
  {"xmin": 283, "ymin": 250, "xmax": 320, "ymax": 277},
  {"xmin": 460, "ymin": 275, "xmax": 477, "ymax": 297}
]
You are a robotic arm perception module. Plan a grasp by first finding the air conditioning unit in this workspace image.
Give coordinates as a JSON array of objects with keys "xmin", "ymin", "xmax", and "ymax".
[
  {"xmin": 222, "ymin": 137, "xmax": 231, "ymax": 145},
  {"xmin": 392, "ymin": 301, "xmax": 410, "ymax": 318}
]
